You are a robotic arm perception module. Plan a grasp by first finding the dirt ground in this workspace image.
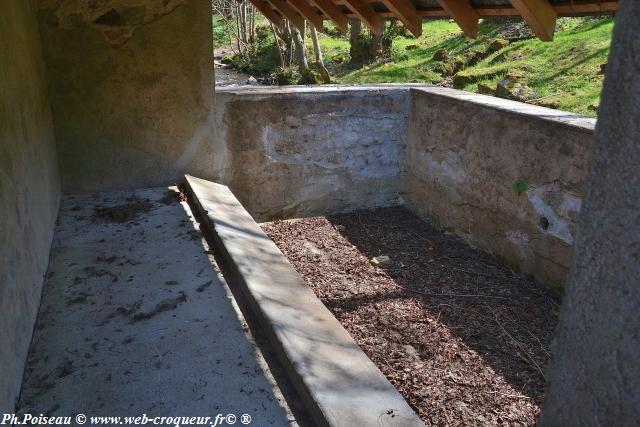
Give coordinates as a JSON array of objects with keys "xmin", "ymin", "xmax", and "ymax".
[{"xmin": 261, "ymin": 207, "xmax": 560, "ymax": 426}]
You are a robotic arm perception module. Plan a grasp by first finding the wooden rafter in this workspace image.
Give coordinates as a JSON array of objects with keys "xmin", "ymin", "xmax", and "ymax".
[
  {"xmin": 340, "ymin": 2, "xmax": 617, "ymax": 19},
  {"xmin": 288, "ymin": 0, "xmax": 325, "ymax": 30},
  {"xmin": 380, "ymin": 0, "xmax": 422, "ymax": 37},
  {"xmin": 508, "ymin": 0, "xmax": 557, "ymax": 41},
  {"xmin": 311, "ymin": 0, "xmax": 349, "ymax": 32},
  {"xmin": 248, "ymin": 0, "xmax": 284, "ymax": 27},
  {"xmin": 435, "ymin": 0, "xmax": 479, "ymax": 38},
  {"xmin": 342, "ymin": 0, "xmax": 383, "ymax": 35},
  {"xmin": 248, "ymin": 0, "xmax": 617, "ymax": 42},
  {"xmin": 266, "ymin": 0, "xmax": 306, "ymax": 31}
]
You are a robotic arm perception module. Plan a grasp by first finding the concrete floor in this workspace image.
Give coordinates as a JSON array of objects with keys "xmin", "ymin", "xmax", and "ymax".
[{"xmin": 18, "ymin": 187, "xmax": 297, "ymax": 425}]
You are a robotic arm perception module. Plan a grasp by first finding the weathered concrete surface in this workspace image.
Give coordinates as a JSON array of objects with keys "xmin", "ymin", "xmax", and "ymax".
[
  {"xmin": 186, "ymin": 175, "xmax": 424, "ymax": 427},
  {"xmin": 215, "ymin": 86, "xmax": 410, "ymax": 220},
  {"xmin": 19, "ymin": 188, "xmax": 297, "ymax": 424},
  {"xmin": 47, "ymin": 79, "xmax": 597, "ymax": 290},
  {"xmin": 541, "ymin": 0, "xmax": 640, "ymax": 424},
  {"xmin": 0, "ymin": 0, "xmax": 60, "ymax": 412},
  {"xmin": 37, "ymin": 0, "xmax": 216, "ymax": 193},
  {"xmin": 403, "ymin": 87, "xmax": 595, "ymax": 291}
]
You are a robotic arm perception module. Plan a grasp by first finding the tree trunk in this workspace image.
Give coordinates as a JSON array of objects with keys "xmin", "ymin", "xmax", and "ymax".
[
  {"xmin": 270, "ymin": 21, "xmax": 286, "ymax": 67},
  {"xmin": 349, "ymin": 19, "xmax": 363, "ymax": 63},
  {"xmin": 370, "ymin": 30, "xmax": 383, "ymax": 59},
  {"xmin": 291, "ymin": 21, "xmax": 309, "ymax": 72},
  {"xmin": 309, "ymin": 25, "xmax": 330, "ymax": 83}
]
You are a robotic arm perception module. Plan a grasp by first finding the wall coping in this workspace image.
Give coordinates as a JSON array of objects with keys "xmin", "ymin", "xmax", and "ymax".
[
  {"xmin": 411, "ymin": 87, "xmax": 596, "ymax": 133},
  {"xmin": 216, "ymin": 84, "xmax": 596, "ymax": 133}
]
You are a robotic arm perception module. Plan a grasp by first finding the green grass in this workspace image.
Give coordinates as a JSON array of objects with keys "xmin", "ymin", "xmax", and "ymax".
[
  {"xmin": 321, "ymin": 17, "xmax": 614, "ymax": 116},
  {"xmin": 214, "ymin": 14, "xmax": 614, "ymax": 116}
]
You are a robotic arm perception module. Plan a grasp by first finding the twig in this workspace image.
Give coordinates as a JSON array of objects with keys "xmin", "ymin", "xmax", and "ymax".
[
  {"xmin": 449, "ymin": 267, "xmax": 515, "ymax": 281},
  {"xmin": 390, "ymin": 281, "xmax": 509, "ymax": 300},
  {"xmin": 486, "ymin": 390, "xmax": 533, "ymax": 400},
  {"xmin": 487, "ymin": 306, "xmax": 547, "ymax": 381}
]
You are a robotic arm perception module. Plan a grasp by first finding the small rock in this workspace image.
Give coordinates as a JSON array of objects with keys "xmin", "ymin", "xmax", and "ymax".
[
  {"xmin": 495, "ymin": 70, "xmax": 534, "ymax": 101},
  {"xmin": 599, "ymin": 63, "xmax": 607, "ymax": 75},
  {"xmin": 433, "ymin": 48, "xmax": 449, "ymax": 62},
  {"xmin": 405, "ymin": 44, "xmax": 420, "ymax": 51},
  {"xmin": 246, "ymin": 76, "xmax": 258, "ymax": 85},
  {"xmin": 487, "ymin": 38, "xmax": 509, "ymax": 54},
  {"xmin": 452, "ymin": 71, "xmax": 473, "ymax": 89},
  {"xmin": 477, "ymin": 82, "xmax": 496, "ymax": 95},
  {"xmin": 371, "ymin": 255, "xmax": 390, "ymax": 266}
]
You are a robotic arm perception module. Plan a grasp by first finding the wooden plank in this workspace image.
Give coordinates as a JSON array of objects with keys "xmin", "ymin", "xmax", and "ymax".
[
  {"xmin": 508, "ymin": 0, "xmax": 557, "ymax": 41},
  {"xmin": 288, "ymin": 0, "xmax": 324, "ymax": 30},
  {"xmin": 435, "ymin": 0, "xmax": 479, "ymax": 37},
  {"xmin": 248, "ymin": 0, "xmax": 284, "ymax": 26},
  {"xmin": 379, "ymin": 0, "xmax": 422, "ymax": 37},
  {"xmin": 267, "ymin": 0, "xmax": 306, "ymax": 31},
  {"xmin": 311, "ymin": 0, "xmax": 349, "ymax": 32},
  {"xmin": 342, "ymin": 0, "xmax": 383, "ymax": 35}
]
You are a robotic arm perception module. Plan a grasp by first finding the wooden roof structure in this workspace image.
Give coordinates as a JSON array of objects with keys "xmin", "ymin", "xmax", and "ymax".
[{"xmin": 248, "ymin": 0, "xmax": 618, "ymax": 41}]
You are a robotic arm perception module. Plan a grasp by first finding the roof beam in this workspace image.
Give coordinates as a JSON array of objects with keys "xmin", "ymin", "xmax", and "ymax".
[
  {"xmin": 342, "ymin": 0, "xmax": 383, "ymax": 35},
  {"xmin": 311, "ymin": 0, "xmax": 349, "ymax": 32},
  {"xmin": 266, "ymin": 0, "xmax": 306, "ymax": 32},
  {"xmin": 379, "ymin": 0, "xmax": 422, "ymax": 37},
  {"xmin": 287, "ymin": 0, "xmax": 325, "ymax": 30},
  {"xmin": 435, "ymin": 0, "xmax": 479, "ymax": 37},
  {"xmin": 507, "ymin": 0, "xmax": 557, "ymax": 41},
  {"xmin": 248, "ymin": 0, "xmax": 284, "ymax": 27}
]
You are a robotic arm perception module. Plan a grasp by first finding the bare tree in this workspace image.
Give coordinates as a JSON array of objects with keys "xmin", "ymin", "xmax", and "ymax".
[
  {"xmin": 291, "ymin": 21, "xmax": 309, "ymax": 73},
  {"xmin": 309, "ymin": 25, "xmax": 330, "ymax": 83}
]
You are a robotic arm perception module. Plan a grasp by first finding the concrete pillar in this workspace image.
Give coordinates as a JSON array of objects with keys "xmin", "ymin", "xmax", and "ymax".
[{"xmin": 540, "ymin": 0, "xmax": 640, "ymax": 425}]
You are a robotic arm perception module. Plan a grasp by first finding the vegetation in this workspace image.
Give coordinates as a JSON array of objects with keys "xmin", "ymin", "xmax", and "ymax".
[{"xmin": 214, "ymin": 15, "xmax": 615, "ymax": 116}]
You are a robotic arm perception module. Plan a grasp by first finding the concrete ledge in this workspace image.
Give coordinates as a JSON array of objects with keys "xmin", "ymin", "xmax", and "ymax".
[
  {"xmin": 410, "ymin": 87, "xmax": 596, "ymax": 132},
  {"xmin": 185, "ymin": 175, "xmax": 423, "ymax": 427}
]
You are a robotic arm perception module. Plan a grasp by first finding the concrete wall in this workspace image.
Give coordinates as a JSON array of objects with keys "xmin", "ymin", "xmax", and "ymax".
[
  {"xmin": 404, "ymin": 88, "xmax": 595, "ymax": 291},
  {"xmin": 36, "ymin": 0, "xmax": 216, "ymax": 193},
  {"xmin": 47, "ymin": 80, "xmax": 596, "ymax": 291},
  {"xmin": 541, "ymin": 0, "xmax": 640, "ymax": 422},
  {"xmin": 215, "ymin": 86, "xmax": 410, "ymax": 220},
  {"xmin": 0, "ymin": 0, "xmax": 60, "ymax": 412}
]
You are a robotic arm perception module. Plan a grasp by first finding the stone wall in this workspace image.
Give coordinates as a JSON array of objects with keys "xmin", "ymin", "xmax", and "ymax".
[
  {"xmin": 47, "ymin": 80, "xmax": 596, "ymax": 290},
  {"xmin": 404, "ymin": 87, "xmax": 595, "ymax": 291},
  {"xmin": 37, "ymin": 0, "xmax": 216, "ymax": 193},
  {"xmin": 215, "ymin": 87, "xmax": 410, "ymax": 220},
  {"xmin": 0, "ymin": 0, "xmax": 61, "ymax": 412}
]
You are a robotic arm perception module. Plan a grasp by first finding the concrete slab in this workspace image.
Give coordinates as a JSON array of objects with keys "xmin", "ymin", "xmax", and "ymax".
[
  {"xmin": 185, "ymin": 175, "xmax": 424, "ymax": 427},
  {"xmin": 18, "ymin": 187, "xmax": 297, "ymax": 425}
]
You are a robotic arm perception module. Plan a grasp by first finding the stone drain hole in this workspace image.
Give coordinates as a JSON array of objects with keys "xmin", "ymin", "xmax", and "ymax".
[{"xmin": 539, "ymin": 216, "xmax": 550, "ymax": 231}]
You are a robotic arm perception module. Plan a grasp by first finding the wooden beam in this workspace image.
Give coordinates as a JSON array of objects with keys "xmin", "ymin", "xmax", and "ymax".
[
  {"xmin": 311, "ymin": 0, "xmax": 349, "ymax": 32},
  {"xmin": 266, "ymin": 0, "xmax": 305, "ymax": 31},
  {"xmin": 336, "ymin": 0, "xmax": 618, "ymax": 16},
  {"xmin": 506, "ymin": 0, "xmax": 557, "ymax": 40},
  {"xmin": 287, "ymin": 0, "xmax": 324, "ymax": 30},
  {"xmin": 342, "ymin": 0, "xmax": 383, "ymax": 35},
  {"xmin": 435, "ymin": 0, "xmax": 479, "ymax": 37},
  {"xmin": 248, "ymin": 0, "xmax": 284, "ymax": 27},
  {"xmin": 379, "ymin": 0, "xmax": 422, "ymax": 37}
]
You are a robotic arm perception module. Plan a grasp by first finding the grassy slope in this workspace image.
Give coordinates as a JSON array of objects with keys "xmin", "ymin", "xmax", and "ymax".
[{"xmin": 317, "ymin": 18, "xmax": 614, "ymax": 116}]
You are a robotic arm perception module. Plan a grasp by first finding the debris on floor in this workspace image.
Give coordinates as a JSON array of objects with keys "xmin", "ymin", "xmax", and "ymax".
[
  {"xmin": 370, "ymin": 255, "xmax": 390, "ymax": 266},
  {"xmin": 262, "ymin": 207, "xmax": 559, "ymax": 427},
  {"xmin": 19, "ymin": 188, "xmax": 298, "ymax": 424}
]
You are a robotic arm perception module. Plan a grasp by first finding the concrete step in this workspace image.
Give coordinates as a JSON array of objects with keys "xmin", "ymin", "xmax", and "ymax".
[{"xmin": 184, "ymin": 175, "xmax": 424, "ymax": 427}]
